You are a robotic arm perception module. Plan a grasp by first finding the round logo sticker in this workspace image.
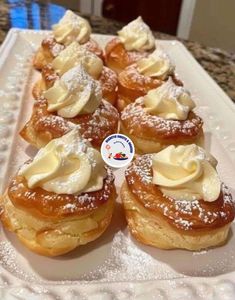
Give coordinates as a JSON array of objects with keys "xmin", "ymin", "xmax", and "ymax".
[{"xmin": 101, "ymin": 134, "xmax": 135, "ymax": 168}]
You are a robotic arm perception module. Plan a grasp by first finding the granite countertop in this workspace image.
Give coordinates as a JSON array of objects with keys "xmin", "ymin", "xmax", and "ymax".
[{"xmin": 0, "ymin": 0, "xmax": 234, "ymax": 103}]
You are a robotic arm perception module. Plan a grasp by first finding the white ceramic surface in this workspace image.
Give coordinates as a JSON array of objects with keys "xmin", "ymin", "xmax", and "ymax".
[{"xmin": 0, "ymin": 29, "xmax": 234, "ymax": 300}]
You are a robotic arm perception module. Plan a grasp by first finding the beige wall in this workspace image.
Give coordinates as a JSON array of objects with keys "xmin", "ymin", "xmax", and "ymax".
[{"xmin": 189, "ymin": 0, "xmax": 235, "ymax": 52}]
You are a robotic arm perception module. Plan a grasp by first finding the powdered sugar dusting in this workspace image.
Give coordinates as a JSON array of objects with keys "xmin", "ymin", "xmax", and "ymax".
[
  {"xmin": 42, "ymin": 36, "xmax": 65, "ymax": 57},
  {"xmin": 0, "ymin": 240, "xmax": 39, "ymax": 282},
  {"xmin": 80, "ymin": 99, "xmax": 119, "ymax": 143},
  {"xmin": 126, "ymin": 154, "xmax": 153, "ymax": 185},
  {"xmin": 51, "ymin": 43, "xmax": 64, "ymax": 57},
  {"xmin": 80, "ymin": 231, "xmax": 181, "ymax": 281},
  {"xmin": 61, "ymin": 64, "xmax": 102, "ymax": 100},
  {"xmin": 37, "ymin": 114, "xmax": 75, "ymax": 132}
]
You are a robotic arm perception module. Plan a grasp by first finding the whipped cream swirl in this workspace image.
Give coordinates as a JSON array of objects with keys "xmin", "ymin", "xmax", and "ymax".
[
  {"xmin": 53, "ymin": 10, "xmax": 91, "ymax": 45},
  {"xmin": 152, "ymin": 144, "xmax": 221, "ymax": 202},
  {"xmin": 52, "ymin": 41, "xmax": 103, "ymax": 78},
  {"xmin": 19, "ymin": 128, "xmax": 106, "ymax": 195},
  {"xmin": 137, "ymin": 47, "xmax": 175, "ymax": 79},
  {"xmin": 118, "ymin": 16, "xmax": 155, "ymax": 51},
  {"xmin": 144, "ymin": 78, "xmax": 195, "ymax": 120},
  {"xmin": 44, "ymin": 64, "xmax": 102, "ymax": 118}
]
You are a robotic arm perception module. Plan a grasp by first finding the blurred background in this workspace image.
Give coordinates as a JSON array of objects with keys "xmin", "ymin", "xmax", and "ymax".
[
  {"xmin": 5, "ymin": 0, "xmax": 235, "ymax": 52},
  {"xmin": 71, "ymin": 0, "xmax": 235, "ymax": 52}
]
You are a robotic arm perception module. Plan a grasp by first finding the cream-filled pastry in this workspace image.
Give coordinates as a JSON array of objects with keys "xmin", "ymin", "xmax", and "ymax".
[
  {"xmin": 105, "ymin": 16, "xmax": 156, "ymax": 73},
  {"xmin": 44, "ymin": 64, "xmax": 102, "ymax": 118},
  {"xmin": 118, "ymin": 16, "xmax": 155, "ymax": 52},
  {"xmin": 121, "ymin": 145, "xmax": 235, "ymax": 250},
  {"xmin": 143, "ymin": 78, "xmax": 195, "ymax": 119},
  {"xmin": 120, "ymin": 78, "xmax": 203, "ymax": 153},
  {"xmin": 20, "ymin": 65, "xmax": 119, "ymax": 149},
  {"xmin": 117, "ymin": 47, "xmax": 182, "ymax": 111},
  {"xmin": 0, "ymin": 129, "xmax": 116, "ymax": 256},
  {"xmin": 152, "ymin": 145, "xmax": 220, "ymax": 202},
  {"xmin": 137, "ymin": 47, "xmax": 175, "ymax": 79},
  {"xmin": 33, "ymin": 42, "xmax": 118, "ymax": 105},
  {"xmin": 52, "ymin": 10, "xmax": 91, "ymax": 45},
  {"xmin": 33, "ymin": 10, "xmax": 103, "ymax": 70}
]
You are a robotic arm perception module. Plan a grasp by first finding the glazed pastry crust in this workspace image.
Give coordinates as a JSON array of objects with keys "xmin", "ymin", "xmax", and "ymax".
[
  {"xmin": 0, "ymin": 168, "xmax": 116, "ymax": 256},
  {"xmin": 32, "ymin": 65, "xmax": 118, "ymax": 105},
  {"xmin": 33, "ymin": 47, "xmax": 53, "ymax": 71},
  {"xmin": 120, "ymin": 98, "xmax": 204, "ymax": 153},
  {"xmin": 98, "ymin": 66, "xmax": 118, "ymax": 105},
  {"xmin": 33, "ymin": 36, "xmax": 103, "ymax": 70},
  {"xmin": 84, "ymin": 37, "xmax": 104, "ymax": 60},
  {"xmin": 105, "ymin": 38, "xmax": 150, "ymax": 74},
  {"xmin": 6, "ymin": 167, "xmax": 115, "ymax": 219},
  {"xmin": 1, "ymin": 192, "xmax": 115, "ymax": 256},
  {"xmin": 121, "ymin": 154, "xmax": 235, "ymax": 250},
  {"xmin": 117, "ymin": 64, "xmax": 182, "ymax": 111},
  {"xmin": 20, "ymin": 98, "xmax": 119, "ymax": 149}
]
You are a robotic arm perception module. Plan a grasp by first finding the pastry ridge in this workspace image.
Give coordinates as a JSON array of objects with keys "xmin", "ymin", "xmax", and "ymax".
[{"xmin": 20, "ymin": 98, "xmax": 119, "ymax": 149}]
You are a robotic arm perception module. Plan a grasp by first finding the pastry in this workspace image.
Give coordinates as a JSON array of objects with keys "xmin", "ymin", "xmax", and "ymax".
[
  {"xmin": 121, "ymin": 144, "xmax": 235, "ymax": 250},
  {"xmin": 120, "ymin": 78, "xmax": 203, "ymax": 153},
  {"xmin": 117, "ymin": 47, "xmax": 182, "ymax": 111},
  {"xmin": 33, "ymin": 10, "xmax": 103, "ymax": 70},
  {"xmin": 105, "ymin": 16, "xmax": 156, "ymax": 73},
  {"xmin": 0, "ymin": 129, "xmax": 116, "ymax": 256},
  {"xmin": 20, "ymin": 65, "xmax": 119, "ymax": 149},
  {"xmin": 33, "ymin": 42, "xmax": 118, "ymax": 105}
]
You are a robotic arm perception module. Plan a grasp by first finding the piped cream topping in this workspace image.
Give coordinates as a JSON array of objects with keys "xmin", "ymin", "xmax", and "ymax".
[
  {"xmin": 19, "ymin": 128, "xmax": 106, "ymax": 195},
  {"xmin": 144, "ymin": 78, "xmax": 195, "ymax": 120},
  {"xmin": 137, "ymin": 47, "xmax": 175, "ymax": 79},
  {"xmin": 44, "ymin": 64, "xmax": 102, "ymax": 118},
  {"xmin": 53, "ymin": 10, "xmax": 91, "ymax": 45},
  {"xmin": 52, "ymin": 41, "xmax": 103, "ymax": 78},
  {"xmin": 152, "ymin": 144, "xmax": 221, "ymax": 202},
  {"xmin": 118, "ymin": 16, "xmax": 155, "ymax": 51}
]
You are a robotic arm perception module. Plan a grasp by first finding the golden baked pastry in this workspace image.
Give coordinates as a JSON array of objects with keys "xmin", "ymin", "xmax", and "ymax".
[
  {"xmin": 0, "ymin": 129, "xmax": 117, "ymax": 256},
  {"xmin": 105, "ymin": 17, "xmax": 156, "ymax": 73},
  {"xmin": 33, "ymin": 10, "xmax": 103, "ymax": 70},
  {"xmin": 120, "ymin": 78, "xmax": 203, "ymax": 153},
  {"xmin": 33, "ymin": 42, "xmax": 117, "ymax": 105},
  {"xmin": 117, "ymin": 48, "xmax": 183, "ymax": 111},
  {"xmin": 121, "ymin": 146, "xmax": 235, "ymax": 250},
  {"xmin": 21, "ymin": 65, "xmax": 119, "ymax": 149},
  {"xmin": 20, "ymin": 97, "xmax": 119, "ymax": 149}
]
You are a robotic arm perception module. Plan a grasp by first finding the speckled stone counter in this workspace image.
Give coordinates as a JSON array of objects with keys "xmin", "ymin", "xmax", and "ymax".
[{"xmin": 0, "ymin": 0, "xmax": 234, "ymax": 103}]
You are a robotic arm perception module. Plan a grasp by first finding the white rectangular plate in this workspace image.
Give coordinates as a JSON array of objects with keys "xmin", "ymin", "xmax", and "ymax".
[{"xmin": 0, "ymin": 29, "xmax": 234, "ymax": 300}]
